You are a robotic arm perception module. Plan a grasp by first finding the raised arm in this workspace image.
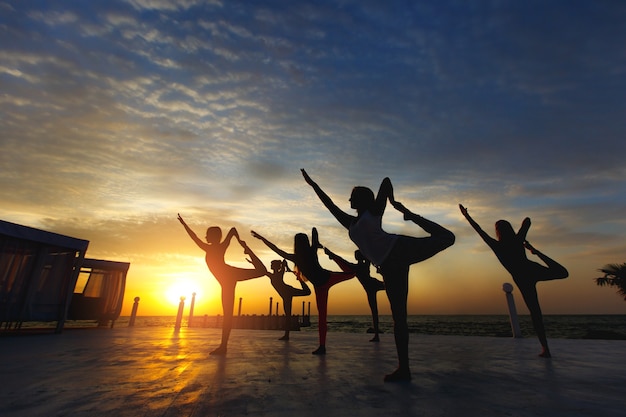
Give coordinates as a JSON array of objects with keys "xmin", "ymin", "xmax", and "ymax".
[
  {"xmin": 177, "ymin": 214, "xmax": 209, "ymax": 250},
  {"xmin": 459, "ymin": 205, "xmax": 496, "ymax": 245},
  {"xmin": 311, "ymin": 227, "xmax": 322, "ymax": 249},
  {"xmin": 517, "ymin": 217, "xmax": 531, "ymax": 240},
  {"xmin": 372, "ymin": 177, "xmax": 393, "ymax": 216},
  {"xmin": 251, "ymin": 230, "xmax": 294, "ymax": 262},
  {"xmin": 224, "ymin": 227, "xmax": 240, "ymax": 245},
  {"xmin": 301, "ymin": 169, "xmax": 354, "ymax": 229}
]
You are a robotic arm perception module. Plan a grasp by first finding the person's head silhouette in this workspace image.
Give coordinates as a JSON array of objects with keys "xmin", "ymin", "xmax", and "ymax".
[
  {"xmin": 495, "ymin": 220, "xmax": 515, "ymax": 241},
  {"xmin": 205, "ymin": 226, "xmax": 222, "ymax": 244},
  {"xmin": 350, "ymin": 186, "xmax": 375, "ymax": 210}
]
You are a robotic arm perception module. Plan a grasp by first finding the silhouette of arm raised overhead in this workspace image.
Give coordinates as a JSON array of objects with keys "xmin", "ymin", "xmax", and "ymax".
[
  {"xmin": 517, "ymin": 217, "xmax": 531, "ymax": 240},
  {"xmin": 251, "ymin": 230, "xmax": 295, "ymax": 262},
  {"xmin": 177, "ymin": 214, "xmax": 210, "ymax": 250},
  {"xmin": 459, "ymin": 205, "xmax": 496, "ymax": 245},
  {"xmin": 301, "ymin": 169, "xmax": 354, "ymax": 229},
  {"xmin": 372, "ymin": 177, "xmax": 394, "ymax": 216}
]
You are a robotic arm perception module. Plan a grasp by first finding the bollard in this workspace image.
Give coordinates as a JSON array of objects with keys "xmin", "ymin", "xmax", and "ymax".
[
  {"xmin": 174, "ymin": 296, "xmax": 186, "ymax": 333},
  {"xmin": 503, "ymin": 283, "xmax": 522, "ymax": 338},
  {"xmin": 188, "ymin": 292, "xmax": 196, "ymax": 327},
  {"xmin": 129, "ymin": 296, "xmax": 140, "ymax": 327}
]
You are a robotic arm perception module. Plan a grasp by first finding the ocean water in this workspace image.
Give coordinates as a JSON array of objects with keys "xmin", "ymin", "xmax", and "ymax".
[{"xmin": 101, "ymin": 314, "xmax": 626, "ymax": 340}]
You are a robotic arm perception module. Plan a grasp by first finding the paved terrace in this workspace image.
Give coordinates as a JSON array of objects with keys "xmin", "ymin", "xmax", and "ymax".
[{"xmin": 0, "ymin": 327, "xmax": 624, "ymax": 416}]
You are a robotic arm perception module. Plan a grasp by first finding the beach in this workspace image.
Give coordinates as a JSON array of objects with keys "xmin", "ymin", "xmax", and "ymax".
[{"xmin": 1, "ymin": 326, "xmax": 624, "ymax": 416}]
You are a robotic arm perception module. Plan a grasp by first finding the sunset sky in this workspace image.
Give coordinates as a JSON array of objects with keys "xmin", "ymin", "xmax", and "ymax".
[{"xmin": 1, "ymin": 1, "xmax": 625, "ymax": 317}]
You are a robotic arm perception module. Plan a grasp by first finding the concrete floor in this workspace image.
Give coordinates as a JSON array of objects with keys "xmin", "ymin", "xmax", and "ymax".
[{"xmin": 0, "ymin": 326, "xmax": 624, "ymax": 416}]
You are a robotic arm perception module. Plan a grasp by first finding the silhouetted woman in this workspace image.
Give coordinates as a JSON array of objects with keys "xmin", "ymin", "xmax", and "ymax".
[
  {"xmin": 265, "ymin": 259, "xmax": 311, "ymax": 340},
  {"xmin": 251, "ymin": 228, "xmax": 355, "ymax": 355},
  {"xmin": 459, "ymin": 204, "xmax": 569, "ymax": 358},
  {"xmin": 178, "ymin": 214, "xmax": 267, "ymax": 355},
  {"xmin": 302, "ymin": 170, "xmax": 455, "ymax": 382},
  {"xmin": 324, "ymin": 248, "xmax": 385, "ymax": 342}
]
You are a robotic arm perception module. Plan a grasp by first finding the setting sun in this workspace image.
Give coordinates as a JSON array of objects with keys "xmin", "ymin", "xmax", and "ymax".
[{"xmin": 164, "ymin": 279, "xmax": 200, "ymax": 307}]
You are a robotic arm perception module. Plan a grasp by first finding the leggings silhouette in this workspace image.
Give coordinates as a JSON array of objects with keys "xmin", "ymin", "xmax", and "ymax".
[
  {"xmin": 459, "ymin": 204, "xmax": 568, "ymax": 357},
  {"xmin": 324, "ymin": 248, "xmax": 385, "ymax": 342},
  {"xmin": 302, "ymin": 170, "xmax": 455, "ymax": 381},
  {"xmin": 252, "ymin": 228, "xmax": 354, "ymax": 354},
  {"xmin": 178, "ymin": 214, "xmax": 267, "ymax": 355},
  {"xmin": 266, "ymin": 259, "xmax": 311, "ymax": 340}
]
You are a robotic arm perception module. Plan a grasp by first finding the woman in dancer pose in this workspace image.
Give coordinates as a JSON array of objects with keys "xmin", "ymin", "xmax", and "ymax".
[
  {"xmin": 178, "ymin": 214, "xmax": 267, "ymax": 355},
  {"xmin": 265, "ymin": 259, "xmax": 311, "ymax": 340},
  {"xmin": 301, "ymin": 170, "xmax": 455, "ymax": 382},
  {"xmin": 251, "ymin": 227, "xmax": 355, "ymax": 355},
  {"xmin": 459, "ymin": 204, "xmax": 568, "ymax": 358},
  {"xmin": 323, "ymin": 248, "xmax": 385, "ymax": 342}
]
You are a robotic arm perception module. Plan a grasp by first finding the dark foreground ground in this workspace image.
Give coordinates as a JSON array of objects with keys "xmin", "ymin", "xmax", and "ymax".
[{"xmin": 0, "ymin": 327, "xmax": 624, "ymax": 416}]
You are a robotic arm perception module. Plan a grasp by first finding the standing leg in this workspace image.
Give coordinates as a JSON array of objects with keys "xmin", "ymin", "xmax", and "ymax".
[
  {"xmin": 280, "ymin": 296, "xmax": 293, "ymax": 340},
  {"xmin": 380, "ymin": 263, "xmax": 411, "ymax": 382},
  {"xmin": 313, "ymin": 285, "xmax": 329, "ymax": 354},
  {"xmin": 212, "ymin": 282, "xmax": 236, "ymax": 355},
  {"xmin": 367, "ymin": 289, "xmax": 381, "ymax": 342},
  {"xmin": 519, "ymin": 283, "xmax": 551, "ymax": 357}
]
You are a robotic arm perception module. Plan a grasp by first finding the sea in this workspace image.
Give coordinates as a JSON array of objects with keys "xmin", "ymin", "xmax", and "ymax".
[{"xmin": 97, "ymin": 314, "xmax": 626, "ymax": 340}]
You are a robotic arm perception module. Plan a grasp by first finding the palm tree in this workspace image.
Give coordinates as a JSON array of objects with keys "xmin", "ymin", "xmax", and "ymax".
[{"xmin": 595, "ymin": 263, "xmax": 626, "ymax": 300}]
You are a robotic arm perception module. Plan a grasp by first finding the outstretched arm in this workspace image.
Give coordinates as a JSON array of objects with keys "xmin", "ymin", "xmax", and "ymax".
[
  {"xmin": 301, "ymin": 169, "xmax": 354, "ymax": 229},
  {"xmin": 251, "ymin": 230, "xmax": 294, "ymax": 262},
  {"xmin": 177, "ymin": 214, "xmax": 209, "ymax": 250},
  {"xmin": 459, "ymin": 205, "xmax": 496, "ymax": 245}
]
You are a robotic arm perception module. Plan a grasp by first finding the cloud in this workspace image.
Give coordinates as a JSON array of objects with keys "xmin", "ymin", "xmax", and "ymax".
[{"xmin": 1, "ymin": 1, "xmax": 625, "ymax": 314}]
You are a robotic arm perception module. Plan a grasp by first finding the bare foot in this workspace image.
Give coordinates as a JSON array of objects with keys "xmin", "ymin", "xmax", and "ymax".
[
  {"xmin": 539, "ymin": 349, "xmax": 552, "ymax": 358},
  {"xmin": 210, "ymin": 345, "xmax": 227, "ymax": 355},
  {"xmin": 392, "ymin": 200, "xmax": 421, "ymax": 222},
  {"xmin": 279, "ymin": 335, "xmax": 289, "ymax": 341},
  {"xmin": 384, "ymin": 367, "xmax": 411, "ymax": 382},
  {"xmin": 312, "ymin": 346, "xmax": 326, "ymax": 355},
  {"xmin": 369, "ymin": 335, "xmax": 380, "ymax": 342}
]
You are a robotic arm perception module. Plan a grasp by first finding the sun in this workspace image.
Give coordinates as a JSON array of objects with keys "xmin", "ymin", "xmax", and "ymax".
[{"xmin": 164, "ymin": 279, "xmax": 200, "ymax": 307}]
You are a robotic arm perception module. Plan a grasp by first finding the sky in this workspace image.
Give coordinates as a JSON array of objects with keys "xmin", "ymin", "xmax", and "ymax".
[{"xmin": 1, "ymin": 0, "xmax": 625, "ymax": 317}]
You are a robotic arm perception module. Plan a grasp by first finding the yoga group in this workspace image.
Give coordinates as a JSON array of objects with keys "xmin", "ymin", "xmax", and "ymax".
[{"xmin": 178, "ymin": 169, "xmax": 569, "ymax": 382}]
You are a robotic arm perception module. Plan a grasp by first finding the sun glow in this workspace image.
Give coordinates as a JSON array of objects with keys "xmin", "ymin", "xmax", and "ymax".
[{"xmin": 164, "ymin": 278, "xmax": 201, "ymax": 307}]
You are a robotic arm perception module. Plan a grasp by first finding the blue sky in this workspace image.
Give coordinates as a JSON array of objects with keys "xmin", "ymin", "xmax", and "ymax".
[{"xmin": 1, "ymin": 0, "xmax": 625, "ymax": 315}]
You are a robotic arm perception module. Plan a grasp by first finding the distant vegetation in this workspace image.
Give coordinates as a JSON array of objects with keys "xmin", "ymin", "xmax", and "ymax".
[{"xmin": 595, "ymin": 263, "xmax": 626, "ymax": 301}]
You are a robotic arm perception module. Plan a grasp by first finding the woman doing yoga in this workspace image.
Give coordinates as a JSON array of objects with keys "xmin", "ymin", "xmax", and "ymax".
[
  {"xmin": 265, "ymin": 259, "xmax": 311, "ymax": 340},
  {"xmin": 302, "ymin": 170, "xmax": 455, "ymax": 382},
  {"xmin": 178, "ymin": 214, "xmax": 267, "ymax": 355},
  {"xmin": 459, "ymin": 204, "xmax": 569, "ymax": 358},
  {"xmin": 251, "ymin": 227, "xmax": 355, "ymax": 355},
  {"xmin": 323, "ymin": 248, "xmax": 385, "ymax": 342}
]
